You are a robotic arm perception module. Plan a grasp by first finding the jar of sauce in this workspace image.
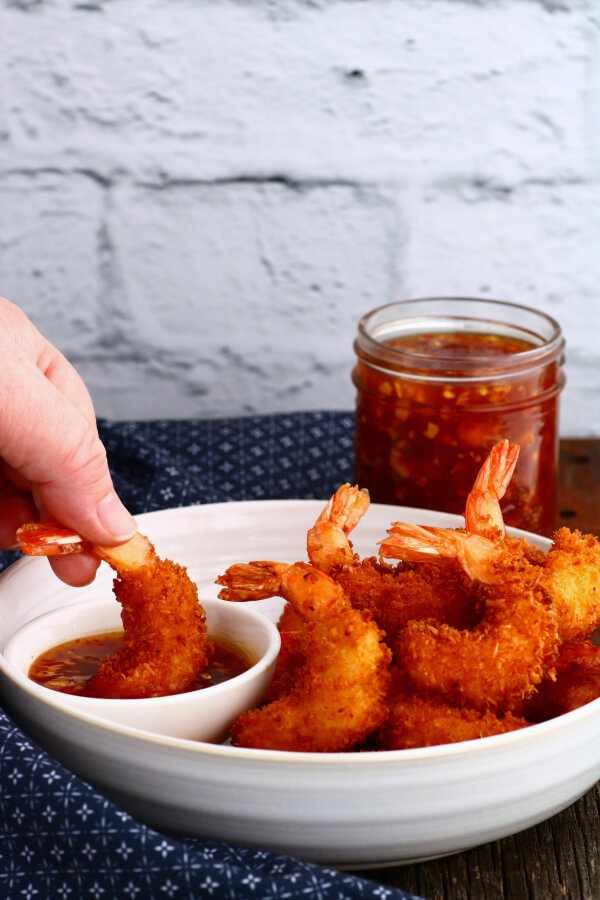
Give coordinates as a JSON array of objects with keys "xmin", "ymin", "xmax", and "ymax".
[{"xmin": 352, "ymin": 298, "xmax": 565, "ymax": 536}]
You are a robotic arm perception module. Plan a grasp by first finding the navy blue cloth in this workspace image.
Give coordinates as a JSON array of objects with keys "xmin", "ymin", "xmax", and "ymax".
[{"xmin": 0, "ymin": 412, "xmax": 423, "ymax": 900}]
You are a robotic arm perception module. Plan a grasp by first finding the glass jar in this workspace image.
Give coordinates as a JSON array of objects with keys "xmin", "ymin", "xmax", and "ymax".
[{"xmin": 352, "ymin": 298, "xmax": 565, "ymax": 536}]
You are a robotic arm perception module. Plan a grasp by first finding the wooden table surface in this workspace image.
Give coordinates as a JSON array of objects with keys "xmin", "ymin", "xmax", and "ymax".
[{"xmin": 356, "ymin": 439, "xmax": 600, "ymax": 900}]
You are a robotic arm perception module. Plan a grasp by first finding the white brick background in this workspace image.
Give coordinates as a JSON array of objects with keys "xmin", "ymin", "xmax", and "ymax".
[{"xmin": 1, "ymin": 0, "xmax": 599, "ymax": 434}]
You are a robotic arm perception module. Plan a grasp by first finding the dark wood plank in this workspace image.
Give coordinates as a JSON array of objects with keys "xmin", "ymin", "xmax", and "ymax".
[
  {"xmin": 356, "ymin": 440, "xmax": 600, "ymax": 899},
  {"xmin": 557, "ymin": 439, "xmax": 600, "ymax": 535}
]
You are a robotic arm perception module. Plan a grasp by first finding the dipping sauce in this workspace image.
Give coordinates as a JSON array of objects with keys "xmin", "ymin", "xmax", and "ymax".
[
  {"xmin": 30, "ymin": 631, "xmax": 254, "ymax": 697},
  {"xmin": 353, "ymin": 299, "xmax": 565, "ymax": 535}
]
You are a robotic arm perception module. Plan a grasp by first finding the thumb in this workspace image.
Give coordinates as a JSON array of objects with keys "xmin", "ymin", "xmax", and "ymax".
[{"xmin": 0, "ymin": 354, "xmax": 136, "ymax": 548}]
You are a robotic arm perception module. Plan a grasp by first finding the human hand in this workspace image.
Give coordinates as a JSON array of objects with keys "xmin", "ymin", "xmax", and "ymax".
[{"xmin": 0, "ymin": 297, "xmax": 136, "ymax": 585}]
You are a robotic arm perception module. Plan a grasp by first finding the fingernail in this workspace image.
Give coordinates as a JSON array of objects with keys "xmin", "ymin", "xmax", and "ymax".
[{"xmin": 96, "ymin": 492, "xmax": 137, "ymax": 541}]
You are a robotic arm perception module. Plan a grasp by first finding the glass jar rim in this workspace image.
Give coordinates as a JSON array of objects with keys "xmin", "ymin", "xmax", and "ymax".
[{"xmin": 355, "ymin": 297, "xmax": 565, "ymax": 378}]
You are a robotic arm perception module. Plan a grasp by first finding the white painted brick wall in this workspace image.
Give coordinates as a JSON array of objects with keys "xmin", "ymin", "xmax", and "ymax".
[{"xmin": 1, "ymin": 0, "xmax": 598, "ymax": 435}]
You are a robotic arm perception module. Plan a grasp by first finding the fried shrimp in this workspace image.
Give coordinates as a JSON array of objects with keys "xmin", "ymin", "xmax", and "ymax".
[
  {"xmin": 382, "ymin": 441, "xmax": 600, "ymax": 648},
  {"xmin": 309, "ymin": 485, "xmax": 477, "ymax": 638},
  {"xmin": 209, "ymin": 440, "xmax": 600, "ymax": 751},
  {"xmin": 17, "ymin": 522, "xmax": 209, "ymax": 699},
  {"xmin": 396, "ymin": 584, "xmax": 558, "ymax": 712},
  {"xmin": 332, "ymin": 556, "xmax": 478, "ymax": 641},
  {"xmin": 541, "ymin": 528, "xmax": 600, "ymax": 643},
  {"xmin": 307, "ymin": 483, "xmax": 370, "ymax": 573},
  {"xmin": 380, "ymin": 519, "xmax": 600, "ymax": 712},
  {"xmin": 440, "ymin": 441, "xmax": 600, "ymax": 643},
  {"xmin": 524, "ymin": 640, "xmax": 600, "ymax": 721},
  {"xmin": 217, "ymin": 561, "xmax": 391, "ymax": 752},
  {"xmin": 379, "ymin": 670, "xmax": 528, "ymax": 750},
  {"xmin": 379, "ymin": 443, "xmax": 560, "ymax": 711}
]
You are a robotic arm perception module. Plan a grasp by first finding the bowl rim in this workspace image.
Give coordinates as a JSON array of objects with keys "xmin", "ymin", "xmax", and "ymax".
[
  {"xmin": 2, "ymin": 595, "xmax": 281, "ymax": 711},
  {"xmin": 1, "ymin": 499, "xmax": 597, "ymax": 767}
]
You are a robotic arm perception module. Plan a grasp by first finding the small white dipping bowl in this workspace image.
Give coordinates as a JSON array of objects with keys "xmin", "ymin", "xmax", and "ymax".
[{"xmin": 2, "ymin": 596, "xmax": 280, "ymax": 743}]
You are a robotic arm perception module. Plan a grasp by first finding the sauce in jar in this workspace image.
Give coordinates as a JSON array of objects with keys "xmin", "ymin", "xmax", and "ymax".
[
  {"xmin": 353, "ymin": 298, "xmax": 565, "ymax": 535},
  {"xmin": 29, "ymin": 631, "xmax": 253, "ymax": 697}
]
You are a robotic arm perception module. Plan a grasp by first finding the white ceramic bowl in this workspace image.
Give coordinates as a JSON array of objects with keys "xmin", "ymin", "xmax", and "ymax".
[
  {"xmin": 1, "ymin": 501, "xmax": 599, "ymax": 868},
  {"xmin": 2, "ymin": 595, "xmax": 280, "ymax": 742}
]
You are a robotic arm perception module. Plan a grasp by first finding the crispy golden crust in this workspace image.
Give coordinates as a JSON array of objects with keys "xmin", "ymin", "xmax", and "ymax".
[
  {"xmin": 396, "ymin": 584, "xmax": 559, "ymax": 713},
  {"xmin": 523, "ymin": 640, "xmax": 600, "ymax": 721},
  {"xmin": 216, "ymin": 472, "xmax": 600, "ymax": 751},
  {"xmin": 263, "ymin": 619, "xmax": 306, "ymax": 704},
  {"xmin": 542, "ymin": 529, "xmax": 600, "ymax": 642},
  {"xmin": 332, "ymin": 557, "xmax": 480, "ymax": 638},
  {"xmin": 85, "ymin": 555, "xmax": 209, "ymax": 699},
  {"xmin": 219, "ymin": 562, "xmax": 391, "ymax": 752},
  {"xmin": 379, "ymin": 672, "xmax": 528, "ymax": 749},
  {"xmin": 232, "ymin": 609, "xmax": 391, "ymax": 752}
]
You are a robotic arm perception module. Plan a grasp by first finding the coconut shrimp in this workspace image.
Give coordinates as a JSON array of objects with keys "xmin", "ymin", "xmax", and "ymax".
[
  {"xmin": 379, "ymin": 440, "xmax": 530, "ymax": 581},
  {"xmin": 17, "ymin": 522, "xmax": 209, "ymax": 699},
  {"xmin": 441, "ymin": 439, "xmax": 600, "ymax": 643},
  {"xmin": 306, "ymin": 483, "xmax": 370, "ymax": 573},
  {"xmin": 382, "ymin": 438, "xmax": 600, "ymax": 645},
  {"xmin": 216, "ymin": 560, "xmax": 391, "ymax": 752},
  {"xmin": 379, "ymin": 521, "xmax": 600, "ymax": 712},
  {"xmin": 379, "ymin": 669, "xmax": 528, "ymax": 750},
  {"xmin": 308, "ymin": 485, "xmax": 477, "ymax": 637},
  {"xmin": 541, "ymin": 528, "xmax": 600, "ymax": 643},
  {"xmin": 393, "ymin": 575, "xmax": 558, "ymax": 711},
  {"xmin": 379, "ymin": 444, "xmax": 561, "ymax": 711},
  {"xmin": 524, "ymin": 640, "xmax": 600, "ymax": 722},
  {"xmin": 299, "ymin": 483, "xmax": 361, "ymax": 635}
]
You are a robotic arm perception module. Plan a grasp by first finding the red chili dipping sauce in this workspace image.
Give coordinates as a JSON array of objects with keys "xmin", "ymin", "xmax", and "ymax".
[
  {"xmin": 353, "ymin": 300, "xmax": 565, "ymax": 536},
  {"xmin": 29, "ymin": 632, "xmax": 253, "ymax": 697}
]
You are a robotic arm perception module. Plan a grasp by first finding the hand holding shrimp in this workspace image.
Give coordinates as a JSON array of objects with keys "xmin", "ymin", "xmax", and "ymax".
[
  {"xmin": 17, "ymin": 522, "xmax": 209, "ymax": 699},
  {"xmin": 0, "ymin": 297, "xmax": 137, "ymax": 586}
]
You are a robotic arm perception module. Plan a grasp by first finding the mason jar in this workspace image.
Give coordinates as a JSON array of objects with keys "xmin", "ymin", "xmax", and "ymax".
[{"xmin": 352, "ymin": 297, "xmax": 565, "ymax": 536}]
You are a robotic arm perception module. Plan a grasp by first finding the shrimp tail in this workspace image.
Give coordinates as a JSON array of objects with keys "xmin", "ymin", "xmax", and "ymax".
[
  {"xmin": 465, "ymin": 440, "xmax": 519, "ymax": 538},
  {"xmin": 307, "ymin": 484, "xmax": 369, "ymax": 573},
  {"xmin": 379, "ymin": 522, "xmax": 497, "ymax": 583},
  {"xmin": 16, "ymin": 522, "xmax": 154, "ymax": 572},
  {"xmin": 216, "ymin": 562, "xmax": 285, "ymax": 602},
  {"xmin": 16, "ymin": 522, "xmax": 92, "ymax": 556},
  {"xmin": 379, "ymin": 523, "xmax": 461, "ymax": 563}
]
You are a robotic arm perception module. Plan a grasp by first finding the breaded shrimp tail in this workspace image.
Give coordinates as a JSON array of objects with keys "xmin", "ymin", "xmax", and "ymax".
[
  {"xmin": 85, "ymin": 554, "xmax": 209, "ymax": 699},
  {"xmin": 17, "ymin": 523, "xmax": 209, "ymax": 699},
  {"xmin": 218, "ymin": 561, "xmax": 391, "ymax": 752}
]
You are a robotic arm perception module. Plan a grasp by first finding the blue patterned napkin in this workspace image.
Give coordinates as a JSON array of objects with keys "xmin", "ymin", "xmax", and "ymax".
[{"xmin": 0, "ymin": 412, "xmax": 423, "ymax": 900}]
